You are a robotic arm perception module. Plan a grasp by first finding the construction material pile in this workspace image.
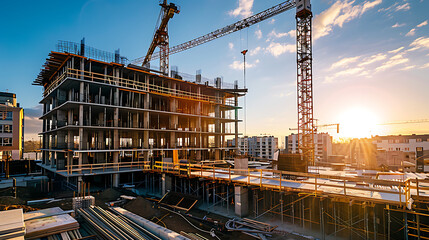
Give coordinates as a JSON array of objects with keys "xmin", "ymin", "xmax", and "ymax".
[
  {"xmin": 24, "ymin": 207, "xmax": 79, "ymax": 239},
  {"xmin": 78, "ymin": 206, "xmax": 189, "ymax": 240},
  {"xmin": 0, "ymin": 208, "xmax": 25, "ymax": 239}
]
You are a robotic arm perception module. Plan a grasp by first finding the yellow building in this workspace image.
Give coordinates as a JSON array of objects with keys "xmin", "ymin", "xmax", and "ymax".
[{"xmin": 0, "ymin": 92, "xmax": 24, "ymax": 160}]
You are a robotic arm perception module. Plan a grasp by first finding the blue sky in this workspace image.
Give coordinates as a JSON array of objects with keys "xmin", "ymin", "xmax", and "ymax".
[{"xmin": 1, "ymin": 0, "xmax": 428, "ymax": 144}]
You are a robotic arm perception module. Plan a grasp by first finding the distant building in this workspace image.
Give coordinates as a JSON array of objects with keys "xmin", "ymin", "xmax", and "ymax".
[
  {"xmin": 234, "ymin": 136, "xmax": 278, "ymax": 159},
  {"xmin": 285, "ymin": 133, "xmax": 332, "ymax": 162},
  {"xmin": 0, "ymin": 92, "xmax": 24, "ymax": 160},
  {"xmin": 349, "ymin": 138, "xmax": 377, "ymax": 169},
  {"xmin": 373, "ymin": 134, "xmax": 429, "ymax": 172}
]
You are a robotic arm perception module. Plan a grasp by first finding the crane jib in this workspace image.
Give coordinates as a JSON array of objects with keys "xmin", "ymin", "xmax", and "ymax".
[{"xmin": 132, "ymin": 0, "xmax": 296, "ymax": 64}]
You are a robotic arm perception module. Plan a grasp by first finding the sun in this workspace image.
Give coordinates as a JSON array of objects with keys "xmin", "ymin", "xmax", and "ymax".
[{"xmin": 337, "ymin": 107, "xmax": 380, "ymax": 139}]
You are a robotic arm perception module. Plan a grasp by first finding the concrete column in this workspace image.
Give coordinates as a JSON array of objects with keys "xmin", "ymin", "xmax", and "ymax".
[
  {"xmin": 234, "ymin": 186, "xmax": 248, "ymax": 217},
  {"xmin": 113, "ymin": 106, "xmax": 119, "ymax": 187},
  {"xmin": 143, "ymin": 91, "xmax": 150, "ymax": 161},
  {"xmin": 161, "ymin": 173, "xmax": 172, "ymax": 196},
  {"xmin": 234, "ymin": 94, "xmax": 239, "ymax": 154},
  {"xmin": 169, "ymin": 82, "xmax": 177, "ymax": 149}
]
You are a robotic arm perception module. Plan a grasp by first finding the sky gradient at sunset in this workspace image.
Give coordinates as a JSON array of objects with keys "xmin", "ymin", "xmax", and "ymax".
[{"xmin": 0, "ymin": 0, "xmax": 428, "ymax": 143}]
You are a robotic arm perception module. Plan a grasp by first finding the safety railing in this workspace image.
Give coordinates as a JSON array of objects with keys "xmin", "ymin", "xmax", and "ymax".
[
  {"xmin": 151, "ymin": 161, "xmax": 422, "ymax": 207},
  {"xmin": 44, "ymin": 68, "xmax": 237, "ymax": 107},
  {"xmin": 57, "ymin": 161, "xmax": 151, "ymax": 176}
]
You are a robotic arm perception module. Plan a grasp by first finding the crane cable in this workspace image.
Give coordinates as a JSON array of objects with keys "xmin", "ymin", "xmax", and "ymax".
[{"xmin": 158, "ymin": 206, "xmax": 221, "ymax": 240}]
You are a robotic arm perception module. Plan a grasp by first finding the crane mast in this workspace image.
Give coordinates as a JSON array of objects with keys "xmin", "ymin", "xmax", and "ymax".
[
  {"xmin": 142, "ymin": 0, "xmax": 179, "ymax": 75},
  {"xmin": 296, "ymin": 0, "xmax": 315, "ymax": 166}
]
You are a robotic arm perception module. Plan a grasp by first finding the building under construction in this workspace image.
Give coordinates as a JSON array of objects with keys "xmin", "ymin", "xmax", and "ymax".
[{"xmin": 33, "ymin": 41, "xmax": 244, "ymax": 189}]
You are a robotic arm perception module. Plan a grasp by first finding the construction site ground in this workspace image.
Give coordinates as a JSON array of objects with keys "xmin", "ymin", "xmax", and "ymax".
[{"xmin": 0, "ymin": 186, "xmax": 313, "ymax": 239}]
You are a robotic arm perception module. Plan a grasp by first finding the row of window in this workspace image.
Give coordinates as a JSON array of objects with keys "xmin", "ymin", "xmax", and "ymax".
[
  {"xmin": 0, "ymin": 124, "xmax": 12, "ymax": 133},
  {"xmin": 388, "ymin": 147, "xmax": 410, "ymax": 151},
  {"xmin": 379, "ymin": 138, "xmax": 428, "ymax": 143},
  {"xmin": 0, "ymin": 112, "xmax": 13, "ymax": 120},
  {"xmin": 0, "ymin": 138, "xmax": 13, "ymax": 146}
]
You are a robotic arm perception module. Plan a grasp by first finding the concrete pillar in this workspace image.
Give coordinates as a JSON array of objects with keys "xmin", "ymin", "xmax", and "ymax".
[
  {"xmin": 169, "ymin": 82, "xmax": 177, "ymax": 149},
  {"xmin": 234, "ymin": 94, "xmax": 239, "ymax": 154},
  {"xmin": 143, "ymin": 90, "xmax": 150, "ymax": 161},
  {"xmin": 112, "ymin": 87, "xmax": 120, "ymax": 187},
  {"xmin": 234, "ymin": 186, "xmax": 248, "ymax": 217},
  {"xmin": 161, "ymin": 173, "xmax": 172, "ymax": 196}
]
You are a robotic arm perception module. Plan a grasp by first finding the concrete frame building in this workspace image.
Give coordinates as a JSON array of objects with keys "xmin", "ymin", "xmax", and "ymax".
[
  {"xmin": 285, "ymin": 133, "xmax": 332, "ymax": 162},
  {"xmin": 0, "ymin": 92, "xmax": 24, "ymax": 161},
  {"xmin": 234, "ymin": 136, "xmax": 278, "ymax": 159},
  {"xmin": 33, "ymin": 42, "xmax": 244, "ymax": 190}
]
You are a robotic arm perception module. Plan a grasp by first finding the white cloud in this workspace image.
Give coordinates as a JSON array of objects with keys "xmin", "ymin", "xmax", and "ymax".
[
  {"xmin": 410, "ymin": 37, "xmax": 429, "ymax": 50},
  {"xmin": 249, "ymin": 46, "xmax": 261, "ymax": 56},
  {"xmin": 396, "ymin": 3, "xmax": 410, "ymax": 11},
  {"xmin": 379, "ymin": 2, "xmax": 410, "ymax": 13},
  {"xmin": 376, "ymin": 53, "xmax": 409, "ymax": 71},
  {"xmin": 265, "ymin": 42, "xmax": 295, "ymax": 57},
  {"xmin": 417, "ymin": 20, "xmax": 428, "ymax": 28},
  {"xmin": 269, "ymin": 19, "xmax": 276, "ymax": 24},
  {"xmin": 229, "ymin": 0, "xmax": 254, "ymax": 18},
  {"xmin": 392, "ymin": 23, "xmax": 405, "ymax": 28},
  {"xmin": 388, "ymin": 47, "xmax": 404, "ymax": 54},
  {"xmin": 406, "ymin": 28, "xmax": 416, "ymax": 36},
  {"xmin": 229, "ymin": 59, "xmax": 260, "ymax": 70},
  {"xmin": 400, "ymin": 65, "xmax": 416, "ymax": 71},
  {"xmin": 313, "ymin": 0, "xmax": 382, "ymax": 40},
  {"xmin": 267, "ymin": 29, "xmax": 295, "ymax": 41},
  {"xmin": 330, "ymin": 56, "xmax": 360, "ymax": 69},
  {"xmin": 358, "ymin": 53, "xmax": 387, "ymax": 66},
  {"xmin": 228, "ymin": 42, "xmax": 234, "ymax": 50},
  {"xmin": 255, "ymin": 29, "xmax": 262, "ymax": 39},
  {"xmin": 421, "ymin": 63, "xmax": 429, "ymax": 69}
]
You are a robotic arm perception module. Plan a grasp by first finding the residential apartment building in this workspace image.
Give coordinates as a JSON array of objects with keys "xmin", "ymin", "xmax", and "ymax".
[
  {"xmin": 285, "ymin": 133, "xmax": 332, "ymax": 162},
  {"xmin": 373, "ymin": 134, "xmax": 429, "ymax": 172},
  {"xmin": 234, "ymin": 136, "xmax": 278, "ymax": 159},
  {"xmin": 33, "ymin": 41, "xmax": 244, "ymax": 190},
  {"xmin": 0, "ymin": 92, "xmax": 24, "ymax": 160}
]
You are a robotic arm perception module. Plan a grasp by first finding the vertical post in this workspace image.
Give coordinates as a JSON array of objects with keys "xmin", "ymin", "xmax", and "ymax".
[
  {"xmin": 227, "ymin": 185, "xmax": 229, "ymax": 214},
  {"xmin": 417, "ymin": 213, "xmax": 421, "ymax": 240},
  {"xmin": 404, "ymin": 211, "xmax": 408, "ymax": 240},
  {"xmin": 374, "ymin": 205, "xmax": 377, "ymax": 240},
  {"xmin": 320, "ymin": 199, "xmax": 325, "ymax": 240},
  {"xmin": 387, "ymin": 205, "xmax": 391, "ymax": 240},
  {"xmin": 280, "ymin": 193, "xmax": 284, "ymax": 223},
  {"xmin": 334, "ymin": 202, "xmax": 337, "ymax": 237},
  {"xmin": 260, "ymin": 169, "xmax": 262, "ymax": 187},
  {"xmin": 349, "ymin": 203, "xmax": 352, "ymax": 240}
]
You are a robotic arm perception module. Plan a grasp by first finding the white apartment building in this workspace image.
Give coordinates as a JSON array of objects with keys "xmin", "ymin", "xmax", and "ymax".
[
  {"xmin": 285, "ymin": 133, "xmax": 332, "ymax": 162},
  {"xmin": 235, "ymin": 136, "xmax": 278, "ymax": 159},
  {"xmin": 372, "ymin": 134, "xmax": 429, "ymax": 153}
]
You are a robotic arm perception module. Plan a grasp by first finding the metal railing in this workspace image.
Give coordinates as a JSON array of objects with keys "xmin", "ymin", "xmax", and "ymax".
[
  {"xmin": 150, "ymin": 161, "xmax": 429, "ymax": 208},
  {"xmin": 57, "ymin": 161, "xmax": 151, "ymax": 176},
  {"xmin": 44, "ymin": 68, "xmax": 235, "ymax": 106}
]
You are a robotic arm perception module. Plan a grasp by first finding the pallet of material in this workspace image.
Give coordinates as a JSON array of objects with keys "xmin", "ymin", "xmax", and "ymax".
[
  {"xmin": 24, "ymin": 208, "xmax": 79, "ymax": 239},
  {"xmin": 0, "ymin": 208, "xmax": 25, "ymax": 240}
]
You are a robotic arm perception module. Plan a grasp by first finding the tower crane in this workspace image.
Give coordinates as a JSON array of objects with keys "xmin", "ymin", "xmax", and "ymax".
[
  {"xmin": 137, "ymin": 0, "xmax": 315, "ymax": 165},
  {"xmin": 378, "ymin": 119, "xmax": 429, "ymax": 125},
  {"xmin": 290, "ymin": 123, "xmax": 339, "ymax": 134},
  {"xmin": 142, "ymin": 0, "xmax": 180, "ymax": 75}
]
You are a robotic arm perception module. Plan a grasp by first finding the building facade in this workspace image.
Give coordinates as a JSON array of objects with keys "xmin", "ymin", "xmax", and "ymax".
[
  {"xmin": 373, "ymin": 134, "xmax": 429, "ymax": 172},
  {"xmin": 234, "ymin": 136, "xmax": 278, "ymax": 159},
  {"xmin": 0, "ymin": 92, "xmax": 24, "ymax": 160},
  {"xmin": 285, "ymin": 133, "xmax": 332, "ymax": 162},
  {"xmin": 33, "ymin": 44, "xmax": 244, "ymax": 190}
]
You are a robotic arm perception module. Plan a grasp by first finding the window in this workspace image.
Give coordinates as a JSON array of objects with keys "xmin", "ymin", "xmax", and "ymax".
[
  {"xmin": 0, "ymin": 112, "xmax": 13, "ymax": 120},
  {"xmin": 2, "ymin": 138, "xmax": 12, "ymax": 146},
  {"xmin": 3, "ymin": 125, "xmax": 12, "ymax": 133},
  {"xmin": 416, "ymin": 138, "xmax": 422, "ymax": 142}
]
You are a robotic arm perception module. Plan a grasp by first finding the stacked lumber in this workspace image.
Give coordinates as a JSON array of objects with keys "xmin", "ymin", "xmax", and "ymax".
[
  {"xmin": 0, "ymin": 208, "xmax": 25, "ymax": 239},
  {"xmin": 225, "ymin": 218, "xmax": 278, "ymax": 239},
  {"xmin": 24, "ymin": 207, "xmax": 79, "ymax": 239}
]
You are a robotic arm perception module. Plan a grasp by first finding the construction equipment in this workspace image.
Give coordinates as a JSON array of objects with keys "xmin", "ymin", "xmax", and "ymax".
[
  {"xmin": 290, "ymin": 123, "xmax": 339, "ymax": 134},
  {"xmin": 136, "ymin": 0, "xmax": 315, "ymax": 165},
  {"xmin": 378, "ymin": 119, "xmax": 429, "ymax": 125},
  {"xmin": 132, "ymin": 1, "xmax": 297, "ymax": 65},
  {"xmin": 142, "ymin": 0, "xmax": 180, "ymax": 75}
]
